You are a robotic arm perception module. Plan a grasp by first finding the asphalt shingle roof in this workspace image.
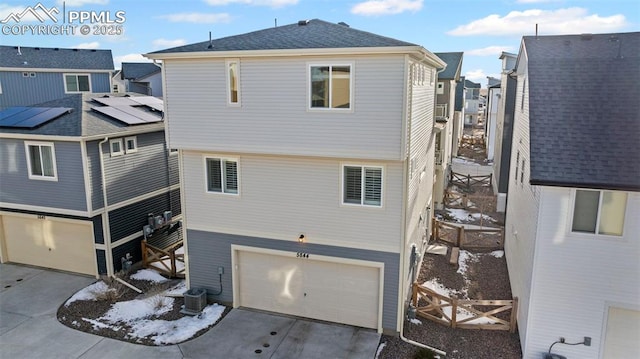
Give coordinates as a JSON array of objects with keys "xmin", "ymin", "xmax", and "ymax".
[
  {"xmin": 121, "ymin": 62, "xmax": 161, "ymax": 80},
  {"xmin": 524, "ymin": 32, "xmax": 640, "ymax": 191},
  {"xmin": 0, "ymin": 94, "xmax": 164, "ymax": 137},
  {"xmin": 150, "ymin": 19, "xmax": 417, "ymax": 54},
  {"xmin": 464, "ymin": 79, "xmax": 481, "ymax": 88},
  {"xmin": 434, "ymin": 52, "xmax": 463, "ymax": 80},
  {"xmin": 0, "ymin": 45, "xmax": 113, "ymax": 70}
]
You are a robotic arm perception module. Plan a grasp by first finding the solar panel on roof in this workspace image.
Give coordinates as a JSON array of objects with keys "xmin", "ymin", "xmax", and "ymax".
[
  {"xmin": 129, "ymin": 96, "xmax": 164, "ymax": 111},
  {"xmin": 92, "ymin": 106, "xmax": 148, "ymax": 125},
  {"xmin": 92, "ymin": 97, "xmax": 139, "ymax": 107},
  {"xmin": 112, "ymin": 105, "xmax": 162, "ymax": 123},
  {"xmin": 0, "ymin": 107, "xmax": 72, "ymax": 129}
]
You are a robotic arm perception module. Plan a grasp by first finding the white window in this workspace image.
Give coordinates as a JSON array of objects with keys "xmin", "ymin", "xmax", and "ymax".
[
  {"xmin": 309, "ymin": 64, "xmax": 351, "ymax": 110},
  {"xmin": 110, "ymin": 138, "xmax": 124, "ymax": 156},
  {"xmin": 25, "ymin": 142, "xmax": 57, "ymax": 181},
  {"xmin": 206, "ymin": 157, "xmax": 239, "ymax": 194},
  {"xmin": 22, "ymin": 72, "xmax": 29, "ymax": 77},
  {"xmin": 342, "ymin": 165, "xmax": 383, "ymax": 207},
  {"xmin": 572, "ymin": 190, "xmax": 627, "ymax": 236},
  {"xmin": 64, "ymin": 74, "xmax": 91, "ymax": 93},
  {"xmin": 437, "ymin": 82, "xmax": 444, "ymax": 95},
  {"xmin": 520, "ymin": 159, "xmax": 525, "ymax": 186},
  {"xmin": 125, "ymin": 136, "xmax": 137, "ymax": 153},
  {"xmin": 226, "ymin": 59, "xmax": 240, "ymax": 105},
  {"xmin": 515, "ymin": 150, "xmax": 520, "ymax": 182}
]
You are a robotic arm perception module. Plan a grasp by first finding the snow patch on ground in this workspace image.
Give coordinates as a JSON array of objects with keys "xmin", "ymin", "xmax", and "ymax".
[
  {"xmin": 409, "ymin": 318, "xmax": 422, "ymax": 325},
  {"xmin": 164, "ymin": 281, "xmax": 188, "ymax": 296},
  {"xmin": 446, "ymin": 208, "xmax": 496, "ymax": 223},
  {"xmin": 130, "ymin": 269, "xmax": 168, "ymax": 283},
  {"xmin": 457, "ymin": 250, "xmax": 475, "ymax": 275},
  {"xmin": 453, "ymin": 157, "xmax": 479, "ymax": 165},
  {"xmin": 65, "ymin": 281, "xmax": 112, "ymax": 306},
  {"xmin": 375, "ymin": 342, "xmax": 387, "ymax": 359},
  {"xmin": 490, "ymin": 250, "xmax": 504, "ymax": 258},
  {"xmin": 101, "ymin": 296, "xmax": 174, "ymax": 323}
]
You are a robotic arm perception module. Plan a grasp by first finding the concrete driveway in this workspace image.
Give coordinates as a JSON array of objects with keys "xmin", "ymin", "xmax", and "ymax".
[{"xmin": 0, "ymin": 264, "xmax": 380, "ymax": 359}]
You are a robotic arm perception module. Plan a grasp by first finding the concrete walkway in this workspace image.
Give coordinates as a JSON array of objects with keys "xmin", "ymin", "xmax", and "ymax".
[{"xmin": 0, "ymin": 264, "xmax": 380, "ymax": 359}]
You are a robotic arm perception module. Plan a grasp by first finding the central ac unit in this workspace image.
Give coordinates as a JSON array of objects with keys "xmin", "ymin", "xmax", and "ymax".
[{"xmin": 181, "ymin": 288, "xmax": 207, "ymax": 315}]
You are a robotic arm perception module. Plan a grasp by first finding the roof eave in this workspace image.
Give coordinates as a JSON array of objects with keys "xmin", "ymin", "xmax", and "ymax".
[
  {"xmin": 145, "ymin": 46, "xmax": 438, "ymax": 61},
  {"xmin": 530, "ymin": 179, "xmax": 640, "ymax": 193}
]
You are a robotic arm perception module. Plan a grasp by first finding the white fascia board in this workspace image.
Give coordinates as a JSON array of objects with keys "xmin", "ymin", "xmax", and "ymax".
[
  {"xmin": 0, "ymin": 67, "xmax": 113, "ymax": 73},
  {"xmin": 0, "ymin": 127, "xmax": 164, "ymax": 142}
]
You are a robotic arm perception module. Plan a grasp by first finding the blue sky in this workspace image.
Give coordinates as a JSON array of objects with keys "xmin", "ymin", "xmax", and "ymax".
[{"xmin": 1, "ymin": 0, "xmax": 638, "ymax": 85}]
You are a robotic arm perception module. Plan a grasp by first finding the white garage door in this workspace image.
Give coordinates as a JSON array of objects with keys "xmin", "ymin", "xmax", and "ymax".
[
  {"xmin": 603, "ymin": 307, "xmax": 640, "ymax": 358},
  {"xmin": 235, "ymin": 248, "xmax": 382, "ymax": 330},
  {"xmin": 1, "ymin": 214, "xmax": 97, "ymax": 276}
]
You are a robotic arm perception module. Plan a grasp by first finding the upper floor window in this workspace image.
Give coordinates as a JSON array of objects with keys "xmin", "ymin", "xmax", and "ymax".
[
  {"xmin": 310, "ymin": 64, "xmax": 351, "ymax": 110},
  {"xmin": 25, "ymin": 141, "xmax": 57, "ymax": 181},
  {"xmin": 206, "ymin": 157, "xmax": 239, "ymax": 194},
  {"xmin": 572, "ymin": 190, "xmax": 627, "ymax": 236},
  {"xmin": 64, "ymin": 74, "xmax": 91, "ymax": 93},
  {"xmin": 227, "ymin": 60, "xmax": 240, "ymax": 105},
  {"xmin": 342, "ymin": 165, "xmax": 382, "ymax": 207},
  {"xmin": 110, "ymin": 138, "xmax": 124, "ymax": 156},
  {"xmin": 125, "ymin": 136, "xmax": 137, "ymax": 153},
  {"xmin": 437, "ymin": 82, "xmax": 444, "ymax": 95}
]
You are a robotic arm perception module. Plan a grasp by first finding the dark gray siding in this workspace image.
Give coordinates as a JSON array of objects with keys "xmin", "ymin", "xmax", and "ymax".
[
  {"xmin": 86, "ymin": 140, "xmax": 104, "ymax": 209},
  {"xmin": 101, "ymin": 131, "xmax": 172, "ymax": 205},
  {"xmin": 96, "ymin": 249, "xmax": 107, "ymax": 275},
  {"xmin": 498, "ymin": 75, "xmax": 517, "ymax": 194},
  {"xmin": 0, "ymin": 139, "xmax": 87, "ymax": 211},
  {"xmin": 112, "ymin": 236, "xmax": 143, "ymax": 272},
  {"xmin": 92, "ymin": 215, "xmax": 104, "ymax": 244},
  {"xmin": 169, "ymin": 154, "xmax": 179, "ymax": 186},
  {"xmin": 108, "ymin": 191, "xmax": 177, "ymax": 242},
  {"xmin": 187, "ymin": 230, "xmax": 400, "ymax": 331},
  {"xmin": 0, "ymin": 71, "xmax": 110, "ymax": 109}
]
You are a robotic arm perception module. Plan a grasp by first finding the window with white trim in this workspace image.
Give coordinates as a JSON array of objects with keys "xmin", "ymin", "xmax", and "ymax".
[
  {"xmin": 572, "ymin": 190, "xmax": 627, "ymax": 236},
  {"xmin": 227, "ymin": 59, "xmax": 240, "ymax": 105},
  {"xmin": 310, "ymin": 64, "xmax": 351, "ymax": 109},
  {"xmin": 64, "ymin": 74, "xmax": 91, "ymax": 93},
  {"xmin": 206, "ymin": 157, "xmax": 238, "ymax": 194},
  {"xmin": 437, "ymin": 82, "xmax": 444, "ymax": 95},
  {"xmin": 125, "ymin": 136, "xmax": 137, "ymax": 153},
  {"xmin": 343, "ymin": 165, "xmax": 382, "ymax": 207},
  {"xmin": 110, "ymin": 138, "xmax": 123, "ymax": 156},
  {"xmin": 25, "ymin": 142, "xmax": 57, "ymax": 180},
  {"xmin": 520, "ymin": 159, "xmax": 525, "ymax": 186}
]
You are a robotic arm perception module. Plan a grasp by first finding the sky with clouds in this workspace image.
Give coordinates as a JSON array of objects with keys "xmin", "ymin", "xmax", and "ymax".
[{"xmin": 0, "ymin": 0, "xmax": 637, "ymax": 84}]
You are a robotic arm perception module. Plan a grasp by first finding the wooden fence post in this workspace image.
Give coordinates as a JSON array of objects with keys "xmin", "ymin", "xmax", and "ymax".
[
  {"xmin": 141, "ymin": 240, "xmax": 148, "ymax": 268},
  {"xmin": 489, "ymin": 173, "xmax": 493, "ymax": 187},
  {"xmin": 451, "ymin": 299, "xmax": 457, "ymax": 328},
  {"xmin": 510, "ymin": 297, "xmax": 519, "ymax": 333},
  {"xmin": 412, "ymin": 283, "xmax": 418, "ymax": 306},
  {"xmin": 466, "ymin": 174, "xmax": 471, "ymax": 189},
  {"xmin": 458, "ymin": 226, "xmax": 465, "ymax": 248}
]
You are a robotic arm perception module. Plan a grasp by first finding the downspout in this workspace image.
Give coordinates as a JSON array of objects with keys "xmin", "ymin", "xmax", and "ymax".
[
  {"xmin": 98, "ymin": 137, "xmax": 114, "ymax": 277},
  {"xmin": 397, "ymin": 57, "xmax": 447, "ymax": 357}
]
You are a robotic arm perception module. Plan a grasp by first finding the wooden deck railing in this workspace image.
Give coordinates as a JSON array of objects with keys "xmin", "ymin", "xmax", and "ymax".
[
  {"xmin": 449, "ymin": 171, "xmax": 492, "ymax": 191},
  {"xmin": 141, "ymin": 239, "xmax": 185, "ymax": 278},
  {"xmin": 432, "ymin": 219, "xmax": 504, "ymax": 250},
  {"xmin": 412, "ymin": 283, "xmax": 518, "ymax": 332}
]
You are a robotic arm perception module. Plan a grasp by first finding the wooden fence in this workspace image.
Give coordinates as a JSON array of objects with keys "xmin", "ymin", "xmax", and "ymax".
[
  {"xmin": 432, "ymin": 219, "xmax": 504, "ymax": 250},
  {"xmin": 443, "ymin": 190, "xmax": 496, "ymax": 210},
  {"xmin": 142, "ymin": 239, "xmax": 185, "ymax": 278},
  {"xmin": 450, "ymin": 171, "xmax": 492, "ymax": 191},
  {"xmin": 412, "ymin": 283, "xmax": 518, "ymax": 332}
]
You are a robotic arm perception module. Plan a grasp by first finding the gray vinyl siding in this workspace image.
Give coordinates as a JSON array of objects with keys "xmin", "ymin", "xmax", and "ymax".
[
  {"xmin": 187, "ymin": 229, "xmax": 400, "ymax": 331},
  {"xmin": 0, "ymin": 71, "xmax": 110, "ymax": 109},
  {"xmin": 108, "ymin": 191, "xmax": 178, "ymax": 242},
  {"xmin": 497, "ymin": 75, "xmax": 517, "ymax": 194},
  {"xmin": 0, "ymin": 139, "xmax": 87, "ymax": 211},
  {"xmin": 96, "ymin": 249, "xmax": 107, "ymax": 275},
  {"xmin": 163, "ymin": 55, "xmax": 406, "ymax": 160},
  {"xmin": 86, "ymin": 140, "xmax": 104, "ymax": 210},
  {"xmin": 100, "ymin": 131, "xmax": 171, "ymax": 205}
]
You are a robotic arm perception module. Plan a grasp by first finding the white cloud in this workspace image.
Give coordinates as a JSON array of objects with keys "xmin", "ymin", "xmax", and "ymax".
[
  {"xmin": 464, "ymin": 69, "xmax": 500, "ymax": 83},
  {"xmin": 158, "ymin": 12, "xmax": 231, "ymax": 24},
  {"xmin": 466, "ymin": 46, "xmax": 514, "ymax": 56},
  {"xmin": 56, "ymin": 0, "xmax": 109, "ymax": 6},
  {"xmin": 152, "ymin": 38, "xmax": 187, "ymax": 49},
  {"xmin": 204, "ymin": 0, "xmax": 297, "ymax": 7},
  {"xmin": 113, "ymin": 53, "xmax": 151, "ymax": 69},
  {"xmin": 351, "ymin": 0, "xmax": 423, "ymax": 16},
  {"xmin": 516, "ymin": 0, "xmax": 559, "ymax": 3},
  {"xmin": 75, "ymin": 41, "xmax": 100, "ymax": 49},
  {"xmin": 448, "ymin": 7, "xmax": 628, "ymax": 36}
]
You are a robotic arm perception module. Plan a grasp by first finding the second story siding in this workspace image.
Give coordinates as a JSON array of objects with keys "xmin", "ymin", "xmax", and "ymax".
[{"xmin": 163, "ymin": 55, "xmax": 407, "ymax": 160}]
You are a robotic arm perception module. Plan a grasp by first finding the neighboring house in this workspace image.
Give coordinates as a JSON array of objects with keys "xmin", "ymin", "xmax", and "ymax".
[
  {"xmin": 433, "ymin": 52, "xmax": 463, "ymax": 209},
  {"xmin": 452, "ymin": 75, "xmax": 466, "ymax": 156},
  {"xmin": 111, "ymin": 69, "xmax": 126, "ymax": 94},
  {"xmin": 484, "ymin": 77, "xmax": 501, "ymax": 162},
  {"xmin": 0, "ymin": 93, "xmax": 180, "ymax": 278},
  {"xmin": 0, "ymin": 46, "xmax": 113, "ymax": 109},
  {"xmin": 121, "ymin": 62, "xmax": 163, "ymax": 97},
  {"xmin": 146, "ymin": 19, "xmax": 446, "ymax": 334},
  {"xmin": 463, "ymin": 79, "xmax": 480, "ymax": 126},
  {"xmin": 505, "ymin": 32, "xmax": 640, "ymax": 358},
  {"xmin": 492, "ymin": 52, "xmax": 517, "ymax": 212}
]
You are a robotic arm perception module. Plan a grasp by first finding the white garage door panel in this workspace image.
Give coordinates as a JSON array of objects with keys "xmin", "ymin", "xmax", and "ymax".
[
  {"xmin": 2, "ymin": 215, "xmax": 96, "ymax": 276},
  {"xmin": 237, "ymin": 249, "xmax": 380, "ymax": 330},
  {"xmin": 603, "ymin": 307, "xmax": 640, "ymax": 359}
]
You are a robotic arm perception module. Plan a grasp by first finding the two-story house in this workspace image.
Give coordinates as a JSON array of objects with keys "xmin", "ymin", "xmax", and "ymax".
[
  {"xmin": 484, "ymin": 76, "xmax": 501, "ymax": 162},
  {"xmin": 120, "ymin": 62, "xmax": 163, "ymax": 97},
  {"xmin": 147, "ymin": 19, "xmax": 446, "ymax": 334},
  {"xmin": 505, "ymin": 32, "xmax": 640, "ymax": 358},
  {"xmin": 0, "ymin": 93, "xmax": 180, "ymax": 277},
  {"xmin": 452, "ymin": 75, "xmax": 466, "ymax": 156},
  {"xmin": 492, "ymin": 52, "xmax": 517, "ymax": 212},
  {"xmin": 463, "ymin": 79, "xmax": 481, "ymax": 126},
  {"xmin": 0, "ymin": 46, "xmax": 113, "ymax": 109},
  {"xmin": 433, "ymin": 52, "xmax": 463, "ymax": 209}
]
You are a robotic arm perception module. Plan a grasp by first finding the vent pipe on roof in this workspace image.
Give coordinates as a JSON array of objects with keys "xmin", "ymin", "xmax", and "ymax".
[
  {"xmin": 275, "ymin": 18, "xmax": 277, "ymax": 27},
  {"xmin": 338, "ymin": 21, "xmax": 349, "ymax": 27},
  {"xmin": 535, "ymin": 23, "xmax": 538, "ymax": 38},
  {"xmin": 17, "ymin": 46, "xmax": 21, "ymax": 55},
  {"xmin": 207, "ymin": 31, "xmax": 213, "ymax": 49},
  {"xmin": 298, "ymin": 19, "xmax": 309, "ymax": 26}
]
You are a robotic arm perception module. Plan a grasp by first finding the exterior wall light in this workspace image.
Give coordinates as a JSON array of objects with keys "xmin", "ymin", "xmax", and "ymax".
[{"xmin": 298, "ymin": 234, "xmax": 305, "ymax": 243}]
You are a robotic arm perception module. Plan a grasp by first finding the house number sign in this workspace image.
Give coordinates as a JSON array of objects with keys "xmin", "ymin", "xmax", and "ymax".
[{"xmin": 296, "ymin": 252, "xmax": 310, "ymax": 258}]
